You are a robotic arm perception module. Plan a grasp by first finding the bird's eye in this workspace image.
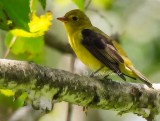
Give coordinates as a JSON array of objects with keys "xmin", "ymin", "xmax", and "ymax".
[{"xmin": 72, "ymin": 16, "xmax": 78, "ymax": 21}]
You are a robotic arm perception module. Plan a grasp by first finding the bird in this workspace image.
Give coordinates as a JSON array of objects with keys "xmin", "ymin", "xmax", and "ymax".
[{"xmin": 57, "ymin": 9, "xmax": 153, "ymax": 88}]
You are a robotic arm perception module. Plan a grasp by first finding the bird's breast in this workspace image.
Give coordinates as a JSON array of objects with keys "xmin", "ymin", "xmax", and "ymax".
[{"xmin": 68, "ymin": 31, "xmax": 104, "ymax": 71}]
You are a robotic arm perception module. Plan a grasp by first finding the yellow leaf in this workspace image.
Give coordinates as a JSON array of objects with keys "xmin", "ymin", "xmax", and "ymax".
[
  {"xmin": 0, "ymin": 89, "xmax": 14, "ymax": 97},
  {"xmin": 11, "ymin": 11, "xmax": 53, "ymax": 37}
]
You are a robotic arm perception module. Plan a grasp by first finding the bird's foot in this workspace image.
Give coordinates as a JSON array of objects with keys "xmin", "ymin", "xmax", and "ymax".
[
  {"xmin": 89, "ymin": 66, "xmax": 104, "ymax": 77},
  {"xmin": 103, "ymin": 75, "xmax": 111, "ymax": 81},
  {"xmin": 89, "ymin": 72, "xmax": 95, "ymax": 77}
]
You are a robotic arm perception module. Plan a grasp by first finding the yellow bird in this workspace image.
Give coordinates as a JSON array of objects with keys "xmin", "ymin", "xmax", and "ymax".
[{"xmin": 57, "ymin": 9, "xmax": 153, "ymax": 88}]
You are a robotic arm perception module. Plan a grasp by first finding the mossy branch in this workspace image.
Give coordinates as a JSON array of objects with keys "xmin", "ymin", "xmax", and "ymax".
[{"xmin": 0, "ymin": 59, "xmax": 159, "ymax": 121}]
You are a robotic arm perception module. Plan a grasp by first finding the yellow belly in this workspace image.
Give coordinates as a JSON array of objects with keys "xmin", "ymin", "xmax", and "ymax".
[
  {"xmin": 75, "ymin": 44, "xmax": 103, "ymax": 70},
  {"xmin": 68, "ymin": 32, "xmax": 105, "ymax": 71}
]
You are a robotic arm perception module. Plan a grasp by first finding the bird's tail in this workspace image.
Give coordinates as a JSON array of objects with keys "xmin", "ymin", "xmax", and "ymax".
[{"xmin": 128, "ymin": 66, "xmax": 153, "ymax": 88}]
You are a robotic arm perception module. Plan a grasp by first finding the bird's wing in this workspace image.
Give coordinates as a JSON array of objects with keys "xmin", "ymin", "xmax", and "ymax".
[{"xmin": 81, "ymin": 29, "xmax": 126, "ymax": 80}]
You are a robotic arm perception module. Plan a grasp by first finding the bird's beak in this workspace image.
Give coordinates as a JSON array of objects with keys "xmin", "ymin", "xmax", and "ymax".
[{"xmin": 57, "ymin": 17, "xmax": 67, "ymax": 22}]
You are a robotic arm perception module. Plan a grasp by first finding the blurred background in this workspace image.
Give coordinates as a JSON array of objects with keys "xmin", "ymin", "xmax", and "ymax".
[{"xmin": 0, "ymin": 0, "xmax": 160, "ymax": 121}]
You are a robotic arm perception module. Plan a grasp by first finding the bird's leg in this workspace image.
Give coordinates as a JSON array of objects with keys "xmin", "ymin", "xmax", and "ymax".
[
  {"xmin": 103, "ymin": 71, "xmax": 112, "ymax": 80},
  {"xmin": 103, "ymin": 75, "xmax": 111, "ymax": 80},
  {"xmin": 90, "ymin": 66, "xmax": 105, "ymax": 77}
]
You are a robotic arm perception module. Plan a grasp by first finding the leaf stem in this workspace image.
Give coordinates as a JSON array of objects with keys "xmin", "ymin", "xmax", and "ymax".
[{"xmin": 4, "ymin": 36, "xmax": 17, "ymax": 58}]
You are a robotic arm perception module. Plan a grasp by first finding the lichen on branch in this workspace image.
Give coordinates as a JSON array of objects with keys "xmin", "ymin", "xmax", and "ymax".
[{"xmin": 0, "ymin": 59, "xmax": 159, "ymax": 120}]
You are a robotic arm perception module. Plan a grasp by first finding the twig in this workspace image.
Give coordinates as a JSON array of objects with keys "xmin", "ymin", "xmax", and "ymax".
[
  {"xmin": 66, "ymin": 104, "xmax": 72, "ymax": 121},
  {"xmin": 85, "ymin": 0, "xmax": 92, "ymax": 10},
  {"xmin": 4, "ymin": 36, "xmax": 17, "ymax": 58}
]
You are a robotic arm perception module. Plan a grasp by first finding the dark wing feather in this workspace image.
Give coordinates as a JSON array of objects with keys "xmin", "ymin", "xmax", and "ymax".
[{"xmin": 81, "ymin": 29, "xmax": 126, "ymax": 80}]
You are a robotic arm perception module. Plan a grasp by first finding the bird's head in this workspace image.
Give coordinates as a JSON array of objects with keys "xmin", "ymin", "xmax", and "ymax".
[{"xmin": 57, "ymin": 9, "xmax": 92, "ymax": 33}]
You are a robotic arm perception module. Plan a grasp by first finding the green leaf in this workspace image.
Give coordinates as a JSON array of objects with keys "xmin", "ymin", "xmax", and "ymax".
[
  {"xmin": 0, "ymin": 9, "xmax": 9, "ymax": 30},
  {"xmin": 39, "ymin": 0, "xmax": 46, "ymax": 10},
  {"xmin": 0, "ymin": 2, "xmax": 13, "ymax": 30},
  {"xmin": 72, "ymin": 0, "xmax": 84, "ymax": 11},
  {"xmin": 30, "ymin": 0, "xmax": 38, "ymax": 11},
  {"xmin": 24, "ymin": 37, "xmax": 44, "ymax": 54},
  {"xmin": 0, "ymin": 0, "xmax": 30, "ymax": 31},
  {"xmin": 5, "ymin": 32, "xmax": 44, "ymax": 58},
  {"xmin": 0, "ymin": 90, "xmax": 26, "ymax": 110},
  {"xmin": 5, "ymin": 33, "xmax": 25, "ymax": 54}
]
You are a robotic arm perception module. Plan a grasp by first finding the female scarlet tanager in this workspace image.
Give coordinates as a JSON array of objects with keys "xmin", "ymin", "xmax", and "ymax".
[{"xmin": 57, "ymin": 9, "xmax": 153, "ymax": 88}]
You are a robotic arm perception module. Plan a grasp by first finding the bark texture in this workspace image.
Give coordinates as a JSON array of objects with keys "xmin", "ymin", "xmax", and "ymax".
[{"xmin": 0, "ymin": 59, "xmax": 159, "ymax": 120}]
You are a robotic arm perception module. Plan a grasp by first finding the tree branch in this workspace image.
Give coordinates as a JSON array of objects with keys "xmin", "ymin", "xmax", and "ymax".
[
  {"xmin": 44, "ymin": 32, "xmax": 73, "ymax": 54},
  {"xmin": 0, "ymin": 59, "xmax": 159, "ymax": 120}
]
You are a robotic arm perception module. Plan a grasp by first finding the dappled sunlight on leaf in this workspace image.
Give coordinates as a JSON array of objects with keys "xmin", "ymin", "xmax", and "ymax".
[
  {"xmin": 5, "ymin": 32, "xmax": 44, "ymax": 55},
  {"xmin": 11, "ymin": 11, "xmax": 53, "ymax": 37},
  {"xmin": 5, "ymin": 32, "xmax": 44, "ymax": 62},
  {"xmin": 0, "ymin": 89, "xmax": 14, "ymax": 97}
]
